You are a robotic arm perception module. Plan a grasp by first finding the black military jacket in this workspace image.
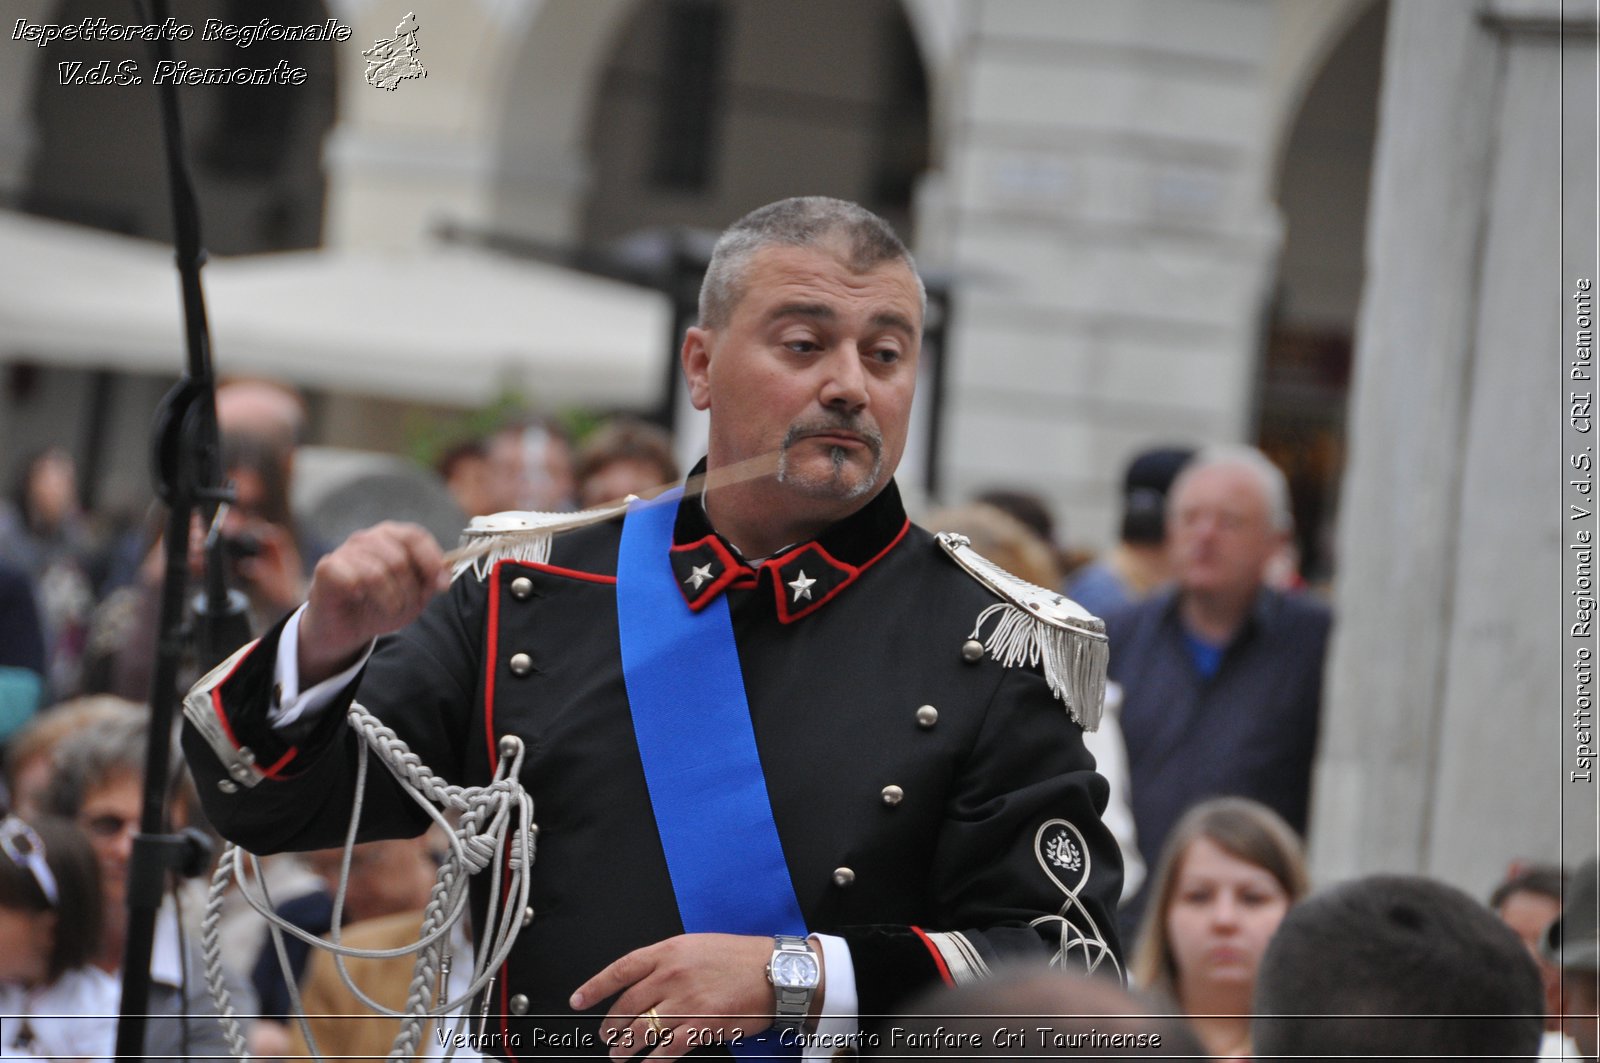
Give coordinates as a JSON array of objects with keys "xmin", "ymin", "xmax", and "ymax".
[{"xmin": 184, "ymin": 478, "xmax": 1122, "ymax": 1058}]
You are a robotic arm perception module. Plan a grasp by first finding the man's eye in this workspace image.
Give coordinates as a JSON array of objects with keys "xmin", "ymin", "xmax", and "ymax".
[
  {"xmin": 868, "ymin": 347, "xmax": 901, "ymax": 365},
  {"xmin": 785, "ymin": 340, "xmax": 820, "ymax": 354}
]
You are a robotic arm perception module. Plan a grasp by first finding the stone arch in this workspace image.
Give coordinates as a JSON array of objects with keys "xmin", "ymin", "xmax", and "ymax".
[
  {"xmin": 485, "ymin": 0, "xmax": 640, "ymax": 245},
  {"xmin": 1254, "ymin": 1, "xmax": 1388, "ymax": 582},
  {"xmin": 1263, "ymin": 0, "xmax": 1382, "ymax": 180},
  {"xmin": 484, "ymin": 0, "xmax": 941, "ymax": 248},
  {"xmin": 577, "ymin": 0, "xmax": 933, "ymax": 245}
]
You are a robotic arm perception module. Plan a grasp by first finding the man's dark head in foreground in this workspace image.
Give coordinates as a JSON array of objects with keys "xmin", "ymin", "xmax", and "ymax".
[
  {"xmin": 1253, "ymin": 874, "xmax": 1544, "ymax": 1061},
  {"xmin": 881, "ymin": 967, "xmax": 1204, "ymax": 1060},
  {"xmin": 1545, "ymin": 856, "xmax": 1600, "ymax": 1060}
]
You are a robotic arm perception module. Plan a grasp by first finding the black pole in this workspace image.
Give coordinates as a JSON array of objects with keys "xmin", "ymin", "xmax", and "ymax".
[
  {"xmin": 116, "ymin": 1, "xmax": 248, "ymax": 1056},
  {"xmin": 923, "ymin": 286, "xmax": 950, "ymax": 501}
]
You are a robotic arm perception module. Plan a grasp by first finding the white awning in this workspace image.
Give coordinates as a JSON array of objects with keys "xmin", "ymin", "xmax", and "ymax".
[{"xmin": 0, "ymin": 210, "xmax": 674, "ymax": 409}]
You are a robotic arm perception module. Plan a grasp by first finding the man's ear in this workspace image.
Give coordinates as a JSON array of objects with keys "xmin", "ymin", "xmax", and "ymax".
[{"xmin": 681, "ymin": 327, "xmax": 713, "ymax": 411}]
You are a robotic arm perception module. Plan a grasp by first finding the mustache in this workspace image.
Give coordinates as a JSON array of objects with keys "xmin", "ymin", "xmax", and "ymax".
[{"xmin": 781, "ymin": 416, "xmax": 883, "ymax": 458}]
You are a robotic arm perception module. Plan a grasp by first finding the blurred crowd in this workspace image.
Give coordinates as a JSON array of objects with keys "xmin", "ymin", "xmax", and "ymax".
[{"xmin": 0, "ymin": 381, "xmax": 1591, "ymax": 1060}]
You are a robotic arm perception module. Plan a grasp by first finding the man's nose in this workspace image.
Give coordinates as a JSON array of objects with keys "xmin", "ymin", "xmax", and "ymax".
[{"xmin": 819, "ymin": 347, "xmax": 869, "ymax": 411}]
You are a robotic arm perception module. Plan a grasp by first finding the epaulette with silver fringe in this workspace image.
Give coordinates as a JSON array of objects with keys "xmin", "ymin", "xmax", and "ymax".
[
  {"xmin": 450, "ymin": 498, "xmax": 633, "ymax": 582},
  {"xmin": 935, "ymin": 531, "xmax": 1108, "ymax": 731}
]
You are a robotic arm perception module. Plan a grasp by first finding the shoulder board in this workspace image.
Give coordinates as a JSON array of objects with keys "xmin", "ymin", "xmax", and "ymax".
[
  {"xmin": 935, "ymin": 531, "xmax": 1108, "ymax": 731},
  {"xmin": 451, "ymin": 498, "xmax": 632, "ymax": 582}
]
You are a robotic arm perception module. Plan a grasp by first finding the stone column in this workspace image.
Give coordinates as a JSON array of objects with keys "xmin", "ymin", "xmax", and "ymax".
[
  {"xmin": 1312, "ymin": 0, "xmax": 1598, "ymax": 890},
  {"xmin": 930, "ymin": 0, "xmax": 1286, "ymax": 543}
]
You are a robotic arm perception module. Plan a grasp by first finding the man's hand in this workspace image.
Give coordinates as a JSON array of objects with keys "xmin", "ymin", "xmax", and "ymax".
[
  {"xmin": 572, "ymin": 933, "xmax": 820, "ymax": 1059},
  {"xmin": 297, "ymin": 522, "xmax": 450, "ymax": 686}
]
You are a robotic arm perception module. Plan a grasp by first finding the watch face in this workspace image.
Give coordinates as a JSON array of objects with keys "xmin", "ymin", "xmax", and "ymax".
[{"xmin": 770, "ymin": 951, "xmax": 820, "ymax": 989}]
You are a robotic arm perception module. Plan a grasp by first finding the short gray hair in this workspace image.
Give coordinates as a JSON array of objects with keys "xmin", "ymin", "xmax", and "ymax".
[
  {"xmin": 41, "ymin": 709, "xmax": 167, "ymax": 818},
  {"xmin": 1169, "ymin": 444, "xmax": 1294, "ymax": 532},
  {"xmin": 698, "ymin": 197, "xmax": 925, "ymax": 329}
]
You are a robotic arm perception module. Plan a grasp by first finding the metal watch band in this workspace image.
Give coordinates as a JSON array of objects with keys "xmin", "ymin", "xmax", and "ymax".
[{"xmin": 771, "ymin": 934, "xmax": 815, "ymax": 1033}]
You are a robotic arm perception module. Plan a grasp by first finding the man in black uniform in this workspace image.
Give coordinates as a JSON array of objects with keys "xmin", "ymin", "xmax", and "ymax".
[{"xmin": 183, "ymin": 197, "xmax": 1121, "ymax": 1058}]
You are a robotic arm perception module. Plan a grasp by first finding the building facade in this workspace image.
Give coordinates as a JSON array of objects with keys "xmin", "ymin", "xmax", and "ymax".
[{"xmin": 0, "ymin": 0, "xmax": 1591, "ymax": 892}]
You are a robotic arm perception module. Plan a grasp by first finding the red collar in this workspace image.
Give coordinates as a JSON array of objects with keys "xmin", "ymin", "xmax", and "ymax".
[{"xmin": 666, "ymin": 469, "xmax": 911, "ymax": 623}]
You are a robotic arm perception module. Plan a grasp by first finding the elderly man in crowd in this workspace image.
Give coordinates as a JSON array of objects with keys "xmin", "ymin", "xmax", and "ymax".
[
  {"xmin": 183, "ymin": 196, "xmax": 1122, "ymax": 1058},
  {"xmin": 1106, "ymin": 445, "xmax": 1331, "ymax": 921},
  {"xmin": 1065, "ymin": 445, "xmax": 1194, "ymax": 618},
  {"xmin": 43, "ymin": 710, "xmax": 241, "ymax": 1062}
]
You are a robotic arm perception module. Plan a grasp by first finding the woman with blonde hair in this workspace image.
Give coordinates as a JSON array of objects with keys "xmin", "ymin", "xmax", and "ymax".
[{"xmin": 1130, "ymin": 796, "xmax": 1309, "ymax": 1059}]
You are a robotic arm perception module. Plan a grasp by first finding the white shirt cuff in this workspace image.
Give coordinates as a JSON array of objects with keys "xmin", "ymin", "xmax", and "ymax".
[
  {"xmin": 804, "ymin": 934, "xmax": 856, "ymax": 1062},
  {"xmin": 268, "ymin": 605, "xmax": 373, "ymax": 729}
]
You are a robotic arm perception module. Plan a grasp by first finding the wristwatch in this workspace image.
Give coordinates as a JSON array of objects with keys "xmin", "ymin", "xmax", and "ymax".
[{"xmin": 766, "ymin": 934, "xmax": 820, "ymax": 1033}]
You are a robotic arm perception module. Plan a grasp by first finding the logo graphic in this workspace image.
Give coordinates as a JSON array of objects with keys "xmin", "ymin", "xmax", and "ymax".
[
  {"xmin": 363, "ymin": 12, "xmax": 426, "ymax": 91},
  {"xmin": 1042, "ymin": 824, "xmax": 1082, "ymax": 873}
]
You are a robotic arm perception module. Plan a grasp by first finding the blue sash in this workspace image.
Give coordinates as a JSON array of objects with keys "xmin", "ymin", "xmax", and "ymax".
[{"xmin": 616, "ymin": 490, "xmax": 805, "ymax": 1055}]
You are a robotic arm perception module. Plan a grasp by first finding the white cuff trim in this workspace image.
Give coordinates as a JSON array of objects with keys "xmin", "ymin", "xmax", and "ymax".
[
  {"xmin": 805, "ymin": 934, "xmax": 857, "ymax": 1061},
  {"xmin": 269, "ymin": 605, "xmax": 373, "ymax": 729}
]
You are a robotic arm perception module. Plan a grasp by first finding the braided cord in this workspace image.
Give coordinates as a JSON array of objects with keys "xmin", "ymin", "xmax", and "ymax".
[{"xmin": 199, "ymin": 699, "xmax": 535, "ymax": 1060}]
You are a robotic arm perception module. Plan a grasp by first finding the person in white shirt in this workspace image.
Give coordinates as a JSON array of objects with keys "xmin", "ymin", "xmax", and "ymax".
[{"xmin": 0, "ymin": 813, "xmax": 117, "ymax": 1062}]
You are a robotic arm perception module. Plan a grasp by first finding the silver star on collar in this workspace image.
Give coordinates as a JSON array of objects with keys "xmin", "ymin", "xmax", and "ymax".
[
  {"xmin": 684, "ymin": 563, "xmax": 715, "ymax": 591},
  {"xmin": 787, "ymin": 570, "xmax": 817, "ymax": 602}
]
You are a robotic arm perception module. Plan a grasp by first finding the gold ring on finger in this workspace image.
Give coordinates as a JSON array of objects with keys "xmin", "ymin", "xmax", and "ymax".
[{"xmin": 645, "ymin": 1007, "xmax": 666, "ymax": 1036}]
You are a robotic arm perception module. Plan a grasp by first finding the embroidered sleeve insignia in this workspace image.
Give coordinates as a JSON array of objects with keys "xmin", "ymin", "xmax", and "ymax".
[{"xmin": 1030, "ymin": 818, "xmax": 1120, "ymax": 980}]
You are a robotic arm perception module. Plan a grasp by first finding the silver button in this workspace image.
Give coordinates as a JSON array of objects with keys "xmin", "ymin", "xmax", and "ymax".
[
  {"xmin": 522, "ymin": 906, "xmax": 535, "ymax": 927},
  {"xmin": 237, "ymin": 746, "xmax": 256, "ymax": 766},
  {"xmin": 832, "ymin": 867, "xmax": 856, "ymax": 887},
  {"xmin": 509, "ymin": 652, "xmax": 533, "ymax": 677},
  {"xmin": 498, "ymin": 735, "xmax": 524, "ymax": 759},
  {"xmin": 217, "ymin": 779, "xmax": 238, "ymax": 794},
  {"xmin": 881, "ymin": 785, "xmax": 904, "ymax": 807},
  {"xmin": 510, "ymin": 576, "xmax": 534, "ymax": 600},
  {"xmin": 509, "ymin": 993, "xmax": 529, "ymax": 1016},
  {"xmin": 916, "ymin": 705, "xmax": 938, "ymax": 728},
  {"xmin": 228, "ymin": 764, "xmax": 254, "ymax": 783},
  {"xmin": 960, "ymin": 639, "xmax": 985, "ymax": 663}
]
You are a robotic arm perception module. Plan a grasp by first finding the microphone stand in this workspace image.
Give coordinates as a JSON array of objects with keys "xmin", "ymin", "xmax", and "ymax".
[{"xmin": 115, "ymin": 0, "xmax": 252, "ymax": 1056}]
